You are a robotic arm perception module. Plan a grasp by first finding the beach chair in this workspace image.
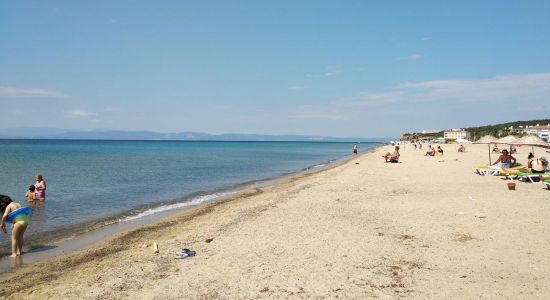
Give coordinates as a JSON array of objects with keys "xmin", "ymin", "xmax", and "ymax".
[
  {"xmin": 499, "ymin": 166, "xmax": 525, "ymax": 180},
  {"xmin": 473, "ymin": 165, "xmax": 486, "ymax": 175},
  {"xmin": 473, "ymin": 165, "xmax": 502, "ymax": 176},
  {"xmin": 515, "ymin": 172, "xmax": 549, "ymax": 183}
]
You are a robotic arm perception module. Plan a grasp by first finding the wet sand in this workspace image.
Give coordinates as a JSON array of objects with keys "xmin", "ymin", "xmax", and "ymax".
[{"xmin": 1, "ymin": 144, "xmax": 549, "ymax": 299}]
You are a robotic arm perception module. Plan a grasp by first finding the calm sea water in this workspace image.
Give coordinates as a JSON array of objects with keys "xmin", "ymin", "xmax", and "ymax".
[{"xmin": 0, "ymin": 140, "xmax": 376, "ymax": 247}]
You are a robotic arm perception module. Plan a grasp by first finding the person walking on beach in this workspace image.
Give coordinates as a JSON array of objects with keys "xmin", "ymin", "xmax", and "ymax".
[
  {"xmin": 34, "ymin": 174, "xmax": 46, "ymax": 200},
  {"xmin": 352, "ymin": 144, "xmax": 358, "ymax": 155},
  {"xmin": 1, "ymin": 195, "xmax": 31, "ymax": 257}
]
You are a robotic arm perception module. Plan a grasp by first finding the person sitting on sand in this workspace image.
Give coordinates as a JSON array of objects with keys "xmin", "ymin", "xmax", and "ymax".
[
  {"xmin": 425, "ymin": 148, "xmax": 436, "ymax": 156},
  {"xmin": 25, "ymin": 185, "xmax": 36, "ymax": 202},
  {"xmin": 531, "ymin": 157, "xmax": 548, "ymax": 174},
  {"xmin": 458, "ymin": 145, "xmax": 465, "ymax": 152},
  {"xmin": 1, "ymin": 195, "xmax": 30, "ymax": 257},
  {"xmin": 383, "ymin": 146, "xmax": 400, "ymax": 163},
  {"xmin": 437, "ymin": 146, "xmax": 444, "ymax": 156},
  {"xmin": 527, "ymin": 153, "xmax": 535, "ymax": 168},
  {"xmin": 492, "ymin": 149, "xmax": 516, "ymax": 169}
]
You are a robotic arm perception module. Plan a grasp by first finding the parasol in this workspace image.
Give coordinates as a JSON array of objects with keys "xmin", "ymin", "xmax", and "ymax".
[{"xmin": 474, "ymin": 135, "xmax": 499, "ymax": 165}]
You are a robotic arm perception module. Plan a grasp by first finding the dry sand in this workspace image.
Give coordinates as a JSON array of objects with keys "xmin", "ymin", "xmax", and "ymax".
[{"xmin": 1, "ymin": 144, "xmax": 549, "ymax": 299}]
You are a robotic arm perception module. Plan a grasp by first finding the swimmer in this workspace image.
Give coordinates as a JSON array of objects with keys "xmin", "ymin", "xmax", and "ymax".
[{"xmin": 25, "ymin": 185, "xmax": 37, "ymax": 202}]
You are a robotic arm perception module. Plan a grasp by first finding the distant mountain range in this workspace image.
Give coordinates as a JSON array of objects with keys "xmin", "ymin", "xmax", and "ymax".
[{"xmin": 0, "ymin": 127, "xmax": 388, "ymax": 143}]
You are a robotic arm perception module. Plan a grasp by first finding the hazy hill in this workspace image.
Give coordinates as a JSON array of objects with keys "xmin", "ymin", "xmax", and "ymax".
[{"xmin": 0, "ymin": 128, "xmax": 387, "ymax": 143}]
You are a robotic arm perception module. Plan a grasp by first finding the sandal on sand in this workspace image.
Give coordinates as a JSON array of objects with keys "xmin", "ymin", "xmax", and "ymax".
[
  {"xmin": 175, "ymin": 253, "xmax": 189, "ymax": 259},
  {"xmin": 175, "ymin": 248, "xmax": 196, "ymax": 257}
]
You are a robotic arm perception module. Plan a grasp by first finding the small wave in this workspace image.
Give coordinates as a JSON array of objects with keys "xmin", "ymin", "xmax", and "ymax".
[
  {"xmin": 120, "ymin": 191, "xmax": 235, "ymax": 222},
  {"xmin": 311, "ymin": 163, "xmax": 328, "ymax": 168}
]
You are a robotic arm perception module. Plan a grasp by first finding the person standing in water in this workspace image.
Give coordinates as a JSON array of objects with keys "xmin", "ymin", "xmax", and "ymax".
[
  {"xmin": 352, "ymin": 144, "xmax": 358, "ymax": 155},
  {"xmin": 34, "ymin": 174, "xmax": 46, "ymax": 200},
  {"xmin": 25, "ymin": 185, "xmax": 37, "ymax": 202}
]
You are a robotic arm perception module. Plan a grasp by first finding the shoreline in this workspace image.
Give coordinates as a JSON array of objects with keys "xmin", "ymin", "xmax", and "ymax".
[
  {"xmin": 3, "ymin": 143, "xmax": 548, "ymax": 298},
  {"xmin": 0, "ymin": 148, "xmax": 375, "ymax": 297},
  {"xmin": 0, "ymin": 146, "xmax": 377, "ymax": 272}
]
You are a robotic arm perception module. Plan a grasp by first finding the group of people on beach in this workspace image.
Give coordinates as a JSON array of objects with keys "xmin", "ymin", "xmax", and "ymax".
[
  {"xmin": 1, "ymin": 174, "xmax": 46, "ymax": 258},
  {"xmin": 492, "ymin": 150, "xmax": 548, "ymax": 173},
  {"xmin": 424, "ymin": 145, "xmax": 444, "ymax": 157}
]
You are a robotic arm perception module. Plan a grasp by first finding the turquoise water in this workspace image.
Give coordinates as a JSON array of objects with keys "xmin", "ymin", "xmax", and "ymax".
[{"xmin": 0, "ymin": 140, "xmax": 376, "ymax": 249}]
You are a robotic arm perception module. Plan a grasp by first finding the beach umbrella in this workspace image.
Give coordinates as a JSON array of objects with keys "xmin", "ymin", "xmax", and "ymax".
[
  {"xmin": 475, "ymin": 135, "xmax": 498, "ymax": 144},
  {"xmin": 495, "ymin": 135, "xmax": 521, "ymax": 164},
  {"xmin": 495, "ymin": 135, "xmax": 520, "ymax": 145},
  {"xmin": 515, "ymin": 135, "xmax": 550, "ymax": 155},
  {"xmin": 474, "ymin": 135, "xmax": 499, "ymax": 165}
]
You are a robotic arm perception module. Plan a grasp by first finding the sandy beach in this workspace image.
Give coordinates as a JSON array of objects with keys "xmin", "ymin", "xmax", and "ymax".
[{"xmin": 1, "ymin": 143, "xmax": 549, "ymax": 299}]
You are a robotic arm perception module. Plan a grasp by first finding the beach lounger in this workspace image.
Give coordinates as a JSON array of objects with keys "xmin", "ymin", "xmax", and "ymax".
[
  {"xmin": 515, "ymin": 172, "xmax": 549, "ymax": 183},
  {"xmin": 473, "ymin": 167, "xmax": 502, "ymax": 176},
  {"xmin": 499, "ymin": 166, "xmax": 526, "ymax": 180}
]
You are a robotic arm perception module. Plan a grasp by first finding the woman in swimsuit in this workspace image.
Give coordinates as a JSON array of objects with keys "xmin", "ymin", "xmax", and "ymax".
[
  {"xmin": 493, "ymin": 149, "xmax": 516, "ymax": 168},
  {"xmin": 34, "ymin": 174, "xmax": 46, "ymax": 200},
  {"xmin": 383, "ymin": 146, "xmax": 400, "ymax": 163},
  {"xmin": 1, "ymin": 195, "xmax": 30, "ymax": 257}
]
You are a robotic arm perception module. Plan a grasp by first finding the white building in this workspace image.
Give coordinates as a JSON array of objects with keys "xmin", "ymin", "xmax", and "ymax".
[
  {"xmin": 508, "ymin": 125, "xmax": 526, "ymax": 134},
  {"xmin": 443, "ymin": 128, "xmax": 471, "ymax": 140},
  {"xmin": 524, "ymin": 125, "xmax": 550, "ymax": 142}
]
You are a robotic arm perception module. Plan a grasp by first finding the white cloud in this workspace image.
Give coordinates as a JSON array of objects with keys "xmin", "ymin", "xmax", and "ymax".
[
  {"xmin": 288, "ymin": 85, "xmax": 307, "ymax": 91},
  {"xmin": 286, "ymin": 111, "xmax": 346, "ymax": 121},
  {"xmin": 398, "ymin": 54, "xmax": 423, "ymax": 61},
  {"xmin": 337, "ymin": 91, "xmax": 405, "ymax": 108},
  {"xmin": 289, "ymin": 72, "xmax": 550, "ymax": 122},
  {"xmin": 104, "ymin": 107, "xmax": 120, "ymax": 112},
  {"xmin": 0, "ymin": 86, "xmax": 67, "ymax": 98},
  {"xmin": 307, "ymin": 67, "xmax": 344, "ymax": 78},
  {"xmin": 66, "ymin": 109, "xmax": 97, "ymax": 118},
  {"xmin": 324, "ymin": 68, "xmax": 344, "ymax": 77},
  {"xmin": 397, "ymin": 73, "xmax": 550, "ymax": 103}
]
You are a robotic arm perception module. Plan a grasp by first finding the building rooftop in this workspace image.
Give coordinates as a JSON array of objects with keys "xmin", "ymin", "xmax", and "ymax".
[{"xmin": 526, "ymin": 125, "xmax": 550, "ymax": 130}]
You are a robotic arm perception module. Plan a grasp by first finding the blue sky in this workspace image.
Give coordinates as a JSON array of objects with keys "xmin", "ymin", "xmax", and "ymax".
[{"xmin": 1, "ymin": 1, "xmax": 549, "ymax": 137}]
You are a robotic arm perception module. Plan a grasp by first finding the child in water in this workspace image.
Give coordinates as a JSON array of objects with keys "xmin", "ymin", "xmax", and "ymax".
[
  {"xmin": 1, "ymin": 194, "xmax": 30, "ymax": 257},
  {"xmin": 25, "ymin": 185, "xmax": 36, "ymax": 202}
]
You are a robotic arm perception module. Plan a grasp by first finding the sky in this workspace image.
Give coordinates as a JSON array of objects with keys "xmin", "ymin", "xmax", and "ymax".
[{"xmin": 1, "ymin": 0, "xmax": 550, "ymax": 138}]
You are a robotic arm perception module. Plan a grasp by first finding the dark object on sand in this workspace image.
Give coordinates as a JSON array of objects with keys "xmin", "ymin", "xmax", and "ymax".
[
  {"xmin": 507, "ymin": 182, "xmax": 516, "ymax": 190},
  {"xmin": 205, "ymin": 237, "xmax": 214, "ymax": 243},
  {"xmin": 175, "ymin": 248, "xmax": 196, "ymax": 259}
]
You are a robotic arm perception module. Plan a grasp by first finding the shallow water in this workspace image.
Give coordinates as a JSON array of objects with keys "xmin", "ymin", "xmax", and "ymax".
[{"xmin": 0, "ymin": 140, "xmax": 376, "ymax": 249}]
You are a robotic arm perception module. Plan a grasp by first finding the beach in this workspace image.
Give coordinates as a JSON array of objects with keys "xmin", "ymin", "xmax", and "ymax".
[{"xmin": 1, "ymin": 144, "xmax": 549, "ymax": 299}]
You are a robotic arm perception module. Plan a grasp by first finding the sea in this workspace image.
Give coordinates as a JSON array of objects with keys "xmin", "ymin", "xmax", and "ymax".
[{"xmin": 0, "ymin": 139, "xmax": 377, "ymax": 255}]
